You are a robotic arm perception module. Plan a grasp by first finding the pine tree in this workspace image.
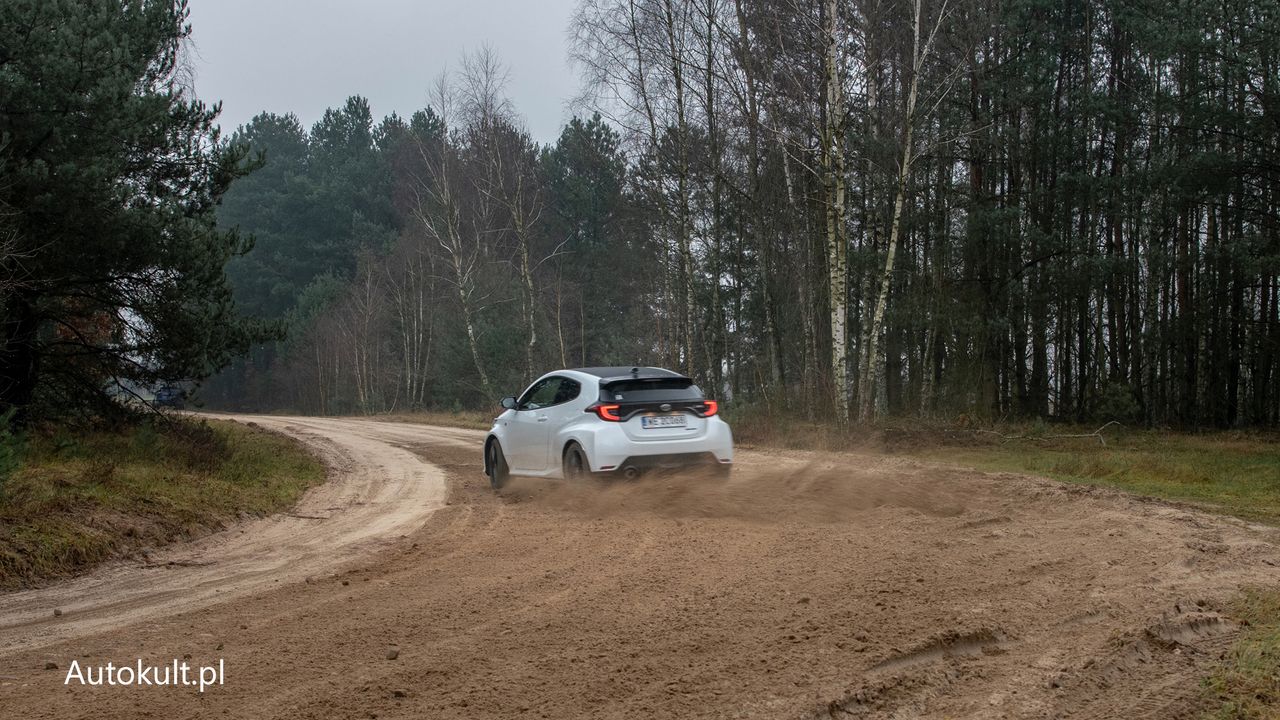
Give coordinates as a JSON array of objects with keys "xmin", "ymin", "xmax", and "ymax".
[{"xmin": 0, "ymin": 0, "xmax": 271, "ymax": 421}]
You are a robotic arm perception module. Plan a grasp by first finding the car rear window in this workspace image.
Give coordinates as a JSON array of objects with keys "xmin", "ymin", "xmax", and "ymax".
[{"xmin": 601, "ymin": 378, "xmax": 703, "ymax": 403}]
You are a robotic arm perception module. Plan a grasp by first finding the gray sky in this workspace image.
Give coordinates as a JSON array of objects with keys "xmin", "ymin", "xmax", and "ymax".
[{"xmin": 187, "ymin": 0, "xmax": 581, "ymax": 144}]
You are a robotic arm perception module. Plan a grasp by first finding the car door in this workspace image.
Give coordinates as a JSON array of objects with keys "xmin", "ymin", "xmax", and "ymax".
[
  {"xmin": 541, "ymin": 377, "xmax": 583, "ymax": 468},
  {"xmin": 507, "ymin": 377, "xmax": 563, "ymax": 472}
]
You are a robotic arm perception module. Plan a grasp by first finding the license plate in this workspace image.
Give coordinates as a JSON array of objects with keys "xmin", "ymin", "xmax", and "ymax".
[{"xmin": 641, "ymin": 414, "xmax": 687, "ymax": 429}]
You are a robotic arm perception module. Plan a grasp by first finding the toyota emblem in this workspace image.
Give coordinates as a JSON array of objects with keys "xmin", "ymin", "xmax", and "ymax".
[{"xmin": 659, "ymin": 403, "xmax": 672, "ymax": 411}]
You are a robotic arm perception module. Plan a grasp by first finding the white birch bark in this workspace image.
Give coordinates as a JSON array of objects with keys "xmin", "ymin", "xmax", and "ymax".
[{"xmin": 823, "ymin": 0, "xmax": 850, "ymax": 422}]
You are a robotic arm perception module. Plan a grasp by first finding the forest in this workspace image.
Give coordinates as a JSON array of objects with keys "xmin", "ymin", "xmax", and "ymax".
[{"xmin": 198, "ymin": 0, "xmax": 1280, "ymax": 428}]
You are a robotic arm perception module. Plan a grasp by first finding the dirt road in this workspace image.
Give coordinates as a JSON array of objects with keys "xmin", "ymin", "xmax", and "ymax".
[{"xmin": 1, "ymin": 416, "xmax": 1277, "ymax": 718}]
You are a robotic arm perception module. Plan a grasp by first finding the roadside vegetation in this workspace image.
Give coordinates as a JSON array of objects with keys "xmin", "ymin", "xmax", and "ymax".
[
  {"xmin": 376, "ymin": 409, "xmax": 493, "ymax": 431},
  {"xmin": 907, "ymin": 429, "xmax": 1280, "ymax": 526},
  {"xmin": 1203, "ymin": 588, "xmax": 1280, "ymax": 719},
  {"xmin": 0, "ymin": 419, "xmax": 324, "ymax": 589}
]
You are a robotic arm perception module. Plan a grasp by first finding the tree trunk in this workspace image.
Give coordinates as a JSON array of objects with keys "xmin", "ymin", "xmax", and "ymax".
[
  {"xmin": 822, "ymin": 0, "xmax": 850, "ymax": 422},
  {"xmin": 661, "ymin": 0, "xmax": 695, "ymax": 378},
  {"xmin": 858, "ymin": 0, "xmax": 925, "ymax": 423}
]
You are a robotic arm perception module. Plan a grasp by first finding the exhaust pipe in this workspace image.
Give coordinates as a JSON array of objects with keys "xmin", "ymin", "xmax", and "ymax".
[{"xmin": 621, "ymin": 466, "xmax": 641, "ymax": 480}]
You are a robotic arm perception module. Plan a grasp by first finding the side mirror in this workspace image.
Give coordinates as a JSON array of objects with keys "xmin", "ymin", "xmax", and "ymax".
[{"xmin": 500, "ymin": 396, "xmax": 517, "ymax": 410}]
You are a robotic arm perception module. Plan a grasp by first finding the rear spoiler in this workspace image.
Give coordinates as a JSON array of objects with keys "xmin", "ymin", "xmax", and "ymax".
[{"xmin": 598, "ymin": 370, "xmax": 692, "ymax": 386}]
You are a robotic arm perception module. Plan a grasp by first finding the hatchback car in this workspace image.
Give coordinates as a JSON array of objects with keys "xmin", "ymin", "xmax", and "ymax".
[{"xmin": 483, "ymin": 366, "xmax": 733, "ymax": 488}]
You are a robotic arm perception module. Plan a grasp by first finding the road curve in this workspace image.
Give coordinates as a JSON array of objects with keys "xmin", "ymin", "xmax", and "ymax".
[
  {"xmin": 0, "ymin": 415, "xmax": 453, "ymax": 654},
  {"xmin": 3, "ymin": 416, "xmax": 1280, "ymax": 719}
]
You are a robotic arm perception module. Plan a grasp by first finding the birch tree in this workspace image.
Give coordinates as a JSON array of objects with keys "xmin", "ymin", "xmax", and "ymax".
[
  {"xmin": 409, "ymin": 73, "xmax": 495, "ymax": 399},
  {"xmin": 461, "ymin": 49, "xmax": 547, "ymax": 386},
  {"xmin": 856, "ymin": 0, "xmax": 954, "ymax": 422},
  {"xmin": 821, "ymin": 0, "xmax": 851, "ymax": 422},
  {"xmin": 384, "ymin": 236, "xmax": 436, "ymax": 409}
]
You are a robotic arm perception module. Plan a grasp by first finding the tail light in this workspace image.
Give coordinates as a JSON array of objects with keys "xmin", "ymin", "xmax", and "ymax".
[
  {"xmin": 587, "ymin": 403, "xmax": 622, "ymax": 421},
  {"xmin": 698, "ymin": 400, "xmax": 718, "ymax": 417}
]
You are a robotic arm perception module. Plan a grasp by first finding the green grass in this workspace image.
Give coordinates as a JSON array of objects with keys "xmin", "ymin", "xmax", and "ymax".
[
  {"xmin": 1203, "ymin": 588, "xmax": 1280, "ymax": 719},
  {"xmin": 0, "ymin": 419, "xmax": 325, "ymax": 589},
  {"xmin": 908, "ymin": 430, "xmax": 1280, "ymax": 525}
]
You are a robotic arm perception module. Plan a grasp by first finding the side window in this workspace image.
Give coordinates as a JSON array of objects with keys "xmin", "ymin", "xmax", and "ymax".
[
  {"xmin": 553, "ymin": 379, "xmax": 581, "ymax": 405},
  {"xmin": 518, "ymin": 378, "xmax": 562, "ymax": 410}
]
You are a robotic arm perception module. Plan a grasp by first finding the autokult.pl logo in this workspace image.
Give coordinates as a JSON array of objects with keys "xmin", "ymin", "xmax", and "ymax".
[{"xmin": 63, "ymin": 659, "xmax": 225, "ymax": 692}]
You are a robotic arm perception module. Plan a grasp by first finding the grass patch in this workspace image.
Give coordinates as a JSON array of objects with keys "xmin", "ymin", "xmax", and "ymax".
[
  {"xmin": 1202, "ymin": 588, "xmax": 1280, "ymax": 719},
  {"xmin": 907, "ymin": 429, "xmax": 1280, "ymax": 525},
  {"xmin": 0, "ymin": 419, "xmax": 324, "ymax": 589},
  {"xmin": 373, "ymin": 409, "xmax": 494, "ymax": 431}
]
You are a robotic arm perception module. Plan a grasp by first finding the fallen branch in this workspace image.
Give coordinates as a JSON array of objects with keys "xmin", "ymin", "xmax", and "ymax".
[
  {"xmin": 974, "ymin": 420, "xmax": 1121, "ymax": 446},
  {"xmin": 284, "ymin": 513, "xmax": 330, "ymax": 520},
  {"xmin": 1044, "ymin": 421, "xmax": 1122, "ymax": 446}
]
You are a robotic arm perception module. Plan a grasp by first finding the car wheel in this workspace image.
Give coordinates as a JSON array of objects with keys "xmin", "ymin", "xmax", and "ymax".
[
  {"xmin": 486, "ymin": 439, "xmax": 510, "ymax": 490},
  {"xmin": 562, "ymin": 442, "xmax": 590, "ymax": 482}
]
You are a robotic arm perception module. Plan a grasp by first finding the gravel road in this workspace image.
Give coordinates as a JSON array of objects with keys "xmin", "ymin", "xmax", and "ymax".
[{"xmin": 1, "ymin": 415, "xmax": 1277, "ymax": 719}]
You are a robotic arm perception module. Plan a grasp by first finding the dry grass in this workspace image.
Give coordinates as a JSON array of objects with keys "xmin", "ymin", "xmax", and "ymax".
[
  {"xmin": 1203, "ymin": 588, "xmax": 1280, "ymax": 719},
  {"xmin": 908, "ymin": 429, "xmax": 1280, "ymax": 525},
  {"xmin": 371, "ymin": 409, "xmax": 494, "ymax": 431},
  {"xmin": 0, "ymin": 418, "xmax": 324, "ymax": 589}
]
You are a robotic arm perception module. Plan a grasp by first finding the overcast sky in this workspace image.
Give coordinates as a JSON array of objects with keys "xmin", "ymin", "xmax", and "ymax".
[{"xmin": 187, "ymin": 0, "xmax": 581, "ymax": 144}]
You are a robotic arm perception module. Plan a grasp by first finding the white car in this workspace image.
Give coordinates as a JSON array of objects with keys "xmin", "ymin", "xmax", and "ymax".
[{"xmin": 483, "ymin": 366, "xmax": 733, "ymax": 488}]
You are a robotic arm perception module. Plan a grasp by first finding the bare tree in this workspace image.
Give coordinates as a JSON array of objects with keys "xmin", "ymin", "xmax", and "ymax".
[
  {"xmin": 384, "ymin": 236, "xmax": 437, "ymax": 409},
  {"xmin": 409, "ymin": 72, "xmax": 495, "ymax": 398},
  {"xmin": 729, "ymin": 0, "xmax": 783, "ymax": 397},
  {"xmin": 572, "ymin": 0, "xmax": 697, "ymax": 374},
  {"xmin": 856, "ymin": 0, "xmax": 954, "ymax": 422},
  {"xmin": 337, "ymin": 254, "xmax": 387, "ymax": 413},
  {"xmin": 463, "ymin": 49, "xmax": 549, "ymax": 385}
]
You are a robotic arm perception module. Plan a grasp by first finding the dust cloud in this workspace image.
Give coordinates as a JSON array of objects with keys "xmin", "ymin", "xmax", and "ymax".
[{"xmin": 497, "ymin": 461, "xmax": 969, "ymax": 522}]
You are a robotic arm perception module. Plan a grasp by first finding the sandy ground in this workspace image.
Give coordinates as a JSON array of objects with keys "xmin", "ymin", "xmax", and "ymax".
[{"xmin": 1, "ymin": 416, "xmax": 1278, "ymax": 719}]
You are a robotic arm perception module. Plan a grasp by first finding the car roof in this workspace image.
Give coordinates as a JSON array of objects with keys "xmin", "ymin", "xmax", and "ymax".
[{"xmin": 569, "ymin": 366, "xmax": 687, "ymax": 382}]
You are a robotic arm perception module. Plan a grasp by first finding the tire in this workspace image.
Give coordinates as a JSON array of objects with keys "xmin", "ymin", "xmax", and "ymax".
[
  {"xmin": 486, "ymin": 439, "xmax": 510, "ymax": 490},
  {"xmin": 562, "ymin": 442, "xmax": 591, "ymax": 482}
]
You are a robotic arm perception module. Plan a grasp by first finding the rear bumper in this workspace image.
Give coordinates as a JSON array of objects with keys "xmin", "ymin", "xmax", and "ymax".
[
  {"xmin": 585, "ymin": 418, "xmax": 733, "ymax": 472},
  {"xmin": 613, "ymin": 451, "xmax": 724, "ymax": 471}
]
